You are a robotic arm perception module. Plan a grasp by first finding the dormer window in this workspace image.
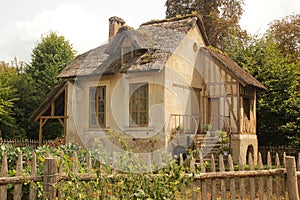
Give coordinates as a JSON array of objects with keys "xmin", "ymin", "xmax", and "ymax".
[{"xmin": 122, "ymin": 46, "xmax": 134, "ymax": 64}]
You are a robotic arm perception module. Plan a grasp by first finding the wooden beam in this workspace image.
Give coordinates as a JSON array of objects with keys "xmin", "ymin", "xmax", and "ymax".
[
  {"xmin": 39, "ymin": 119, "xmax": 43, "ymax": 146},
  {"xmin": 40, "ymin": 116, "xmax": 68, "ymax": 119},
  {"xmin": 51, "ymin": 102, "xmax": 55, "ymax": 116},
  {"xmin": 63, "ymin": 86, "xmax": 68, "ymax": 145},
  {"xmin": 41, "ymin": 119, "xmax": 48, "ymax": 127},
  {"xmin": 58, "ymin": 119, "xmax": 64, "ymax": 127}
]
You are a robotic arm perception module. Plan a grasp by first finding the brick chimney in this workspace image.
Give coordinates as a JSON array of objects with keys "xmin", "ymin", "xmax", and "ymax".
[{"xmin": 109, "ymin": 16, "xmax": 125, "ymax": 41}]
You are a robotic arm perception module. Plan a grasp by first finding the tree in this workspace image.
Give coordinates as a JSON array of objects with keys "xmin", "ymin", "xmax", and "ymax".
[
  {"xmin": 267, "ymin": 14, "xmax": 300, "ymax": 62},
  {"xmin": 266, "ymin": 14, "xmax": 300, "ymax": 91},
  {"xmin": 227, "ymin": 35, "xmax": 300, "ymax": 146},
  {"xmin": 25, "ymin": 32, "xmax": 75, "ymax": 139},
  {"xmin": 27, "ymin": 31, "xmax": 75, "ymax": 100},
  {"xmin": 165, "ymin": 0, "xmax": 246, "ymax": 50},
  {"xmin": 0, "ymin": 62, "xmax": 24, "ymax": 139}
]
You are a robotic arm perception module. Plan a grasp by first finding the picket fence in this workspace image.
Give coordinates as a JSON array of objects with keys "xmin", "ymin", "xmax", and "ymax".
[{"xmin": 0, "ymin": 151, "xmax": 300, "ymax": 200}]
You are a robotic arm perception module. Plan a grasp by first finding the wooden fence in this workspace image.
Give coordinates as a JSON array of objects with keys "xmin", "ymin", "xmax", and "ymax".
[
  {"xmin": 0, "ymin": 151, "xmax": 300, "ymax": 200},
  {"xmin": 0, "ymin": 138, "xmax": 60, "ymax": 148},
  {"xmin": 0, "ymin": 139, "xmax": 40, "ymax": 148},
  {"xmin": 259, "ymin": 145, "xmax": 300, "ymax": 164}
]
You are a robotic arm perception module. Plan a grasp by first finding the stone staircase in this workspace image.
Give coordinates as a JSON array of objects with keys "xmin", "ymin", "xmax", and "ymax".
[{"xmin": 193, "ymin": 134, "xmax": 226, "ymax": 163}]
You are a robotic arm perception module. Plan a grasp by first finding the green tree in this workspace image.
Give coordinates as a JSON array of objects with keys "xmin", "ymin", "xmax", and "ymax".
[
  {"xmin": 266, "ymin": 14, "xmax": 300, "ymax": 91},
  {"xmin": 165, "ymin": 0, "xmax": 246, "ymax": 49},
  {"xmin": 25, "ymin": 32, "xmax": 75, "ymax": 140},
  {"xmin": 0, "ymin": 62, "xmax": 24, "ymax": 139},
  {"xmin": 227, "ymin": 35, "xmax": 300, "ymax": 146},
  {"xmin": 27, "ymin": 31, "xmax": 75, "ymax": 100}
]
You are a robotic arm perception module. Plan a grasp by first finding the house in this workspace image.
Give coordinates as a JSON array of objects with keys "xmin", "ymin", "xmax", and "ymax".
[{"xmin": 30, "ymin": 15, "xmax": 266, "ymax": 165}]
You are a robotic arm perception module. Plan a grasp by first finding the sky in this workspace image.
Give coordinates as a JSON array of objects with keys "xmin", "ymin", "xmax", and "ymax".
[{"xmin": 0, "ymin": 0, "xmax": 299, "ymax": 63}]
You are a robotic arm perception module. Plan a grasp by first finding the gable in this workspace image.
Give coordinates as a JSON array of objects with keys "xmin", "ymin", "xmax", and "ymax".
[
  {"xmin": 186, "ymin": 25, "xmax": 206, "ymax": 47},
  {"xmin": 30, "ymin": 81, "xmax": 68, "ymax": 121},
  {"xmin": 200, "ymin": 47, "xmax": 267, "ymax": 90}
]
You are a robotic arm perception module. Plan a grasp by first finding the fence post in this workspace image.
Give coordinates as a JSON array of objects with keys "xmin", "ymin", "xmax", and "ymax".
[
  {"xmin": 286, "ymin": 156, "xmax": 299, "ymax": 200},
  {"xmin": 298, "ymin": 153, "xmax": 300, "ymax": 198},
  {"xmin": 43, "ymin": 158, "xmax": 58, "ymax": 200},
  {"xmin": 0, "ymin": 152, "xmax": 8, "ymax": 200}
]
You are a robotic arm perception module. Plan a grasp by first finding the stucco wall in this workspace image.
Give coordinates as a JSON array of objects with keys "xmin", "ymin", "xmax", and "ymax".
[{"xmin": 66, "ymin": 71, "xmax": 166, "ymax": 151}]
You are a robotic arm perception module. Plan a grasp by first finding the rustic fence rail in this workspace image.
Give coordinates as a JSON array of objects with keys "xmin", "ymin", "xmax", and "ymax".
[
  {"xmin": 0, "ymin": 139, "xmax": 40, "ymax": 148},
  {"xmin": 0, "ymin": 151, "xmax": 299, "ymax": 199},
  {"xmin": 0, "ymin": 138, "xmax": 58, "ymax": 148}
]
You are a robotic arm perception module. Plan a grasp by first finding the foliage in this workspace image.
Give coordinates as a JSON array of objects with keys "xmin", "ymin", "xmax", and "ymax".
[
  {"xmin": 0, "ymin": 143, "xmax": 194, "ymax": 199},
  {"xmin": 266, "ymin": 14, "xmax": 300, "ymax": 63},
  {"xmin": 0, "ymin": 32, "xmax": 75, "ymax": 140},
  {"xmin": 227, "ymin": 35, "xmax": 300, "ymax": 146},
  {"xmin": 0, "ymin": 62, "xmax": 23, "ymax": 139},
  {"xmin": 165, "ymin": 0, "xmax": 246, "ymax": 50},
  {"xmin": 24, "ymin": 32, "xmax": 75, "ymax": 139},
  {"xmin": 26, "ymin": 31, "xmax": 75, "ymax": 100}
]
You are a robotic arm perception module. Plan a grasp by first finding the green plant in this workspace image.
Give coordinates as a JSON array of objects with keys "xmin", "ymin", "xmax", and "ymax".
[{"xmin": 203, "ymin": 124, "xmax": 211, "ymax": 131}]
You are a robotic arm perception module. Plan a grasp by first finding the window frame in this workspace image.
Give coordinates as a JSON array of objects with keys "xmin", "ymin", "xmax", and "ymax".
[
  {"xmin": 89, "ymin": 86, "xmax": 106, "ymax": 128},
  {"xmin": 129, "ymin": 82, "xmax": 149, "ymax": 127},
  {"xmin": 121, "ymin": 46, "xmax": 134, "ymax": 64}
]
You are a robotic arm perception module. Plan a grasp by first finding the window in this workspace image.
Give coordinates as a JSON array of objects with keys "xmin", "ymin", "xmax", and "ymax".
[
  {"xmin": 243, "ymin": 98, "xmax": 251, "ymax": 119},
  {"xmin": 122, "ymin": 46, "xmax": 134, "ymax": 64},
  {"xmin": 129, "ymin": 83, "xmax": 148, "ymax": 126},
  {"xmin": 90, "ymin": 86, "xmax": 106, "ymax": 127}
]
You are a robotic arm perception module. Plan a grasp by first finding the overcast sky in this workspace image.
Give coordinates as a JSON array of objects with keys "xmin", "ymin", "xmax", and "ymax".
[{"xmin": 0, "ymin": 0, "xmax": 299, "ymax": 63}]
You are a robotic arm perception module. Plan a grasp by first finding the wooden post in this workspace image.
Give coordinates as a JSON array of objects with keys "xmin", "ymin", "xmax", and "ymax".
[
  {"xmin": 39, "ymin": 118, "xmax": 43, "ymax": 146},
  {"xmin": 267, "ymin": 152, "xmax": 272, "ymax": 200},
  {"xmin": 211, "ymin": 154, "xmax": 216, "ymax": 200},
  {"xmin": 258, "ymin": 153, "xmax": 264, "ymax": 200},
  {"xmin": 228, "ymin": 155, "xmax": 235, "ymax": 200},
  {"xmin": 275, "ymin": 153, "xmax": 281, "ymax": 200},
  {"xmin": 285, "ymin": 156, "xmax": 299, "ymax": 200},
  {"xmin": 29, "ymin": 152, "xmax": 37, "ymax": 200},
  {"xmin": 179, "ymin": 153, "xmax": 184, "ymax": 167},
  {"xmin": 239, "ymin": 155, "xmax": 246, "ymax": 200},
  {"xmin": 298, "ymin": 153, "xmax": 300, "ymax": 198},
  {"xmin": 0, "ymin": 152, "xmax": 8, "ymax": 200},
  {"xmin": 14, "ymin": 151, "xmax": 23, "ymax": 200},
  {"xmin": 200, "ymin": 153, "xmax": 207, "ymax": 200},
  {"xmin": 219, "ymin": 155, "xmax": 226, "ymax": 200},
  {"xmin": 43, "ymin": 158, "xmax": 58, "ymax": 200},
  {"xmin": 248, "ymin": 153, "xmax": 255, "ymax": 200},
  {"xmin": 58, "ymin": 152, "xmax": 65, "ymax": 200},
  {"xmin": 72, "ymin": 151, "xmax": 79, "ymax": 174}
]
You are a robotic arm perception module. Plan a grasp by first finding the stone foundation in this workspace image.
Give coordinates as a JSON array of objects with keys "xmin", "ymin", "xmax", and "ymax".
[{"xmin": 230, "ymin": 134, "xmax": 258, "ymax": 165}]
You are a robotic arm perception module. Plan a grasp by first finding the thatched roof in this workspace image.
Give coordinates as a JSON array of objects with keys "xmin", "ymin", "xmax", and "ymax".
[
  {"xmin": 202, "ymin": 47, "xmax": 267, "ymax": 90},
  {"xmin": 58, "ymin": 15, "xmax": 206, "ymax": 78},
  {"xmin": 58, "ymin": 15, "xmax": 265, "ymax": 91}
]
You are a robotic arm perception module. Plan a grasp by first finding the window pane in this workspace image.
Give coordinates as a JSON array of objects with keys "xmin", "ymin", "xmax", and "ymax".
[
  {"xmin": 98, "ymin": 113, "xmax": 105, "ymax": 125},
  {"xmin": 90, "ymin": 101, "xmax": 96, "ymax": 113},
  {"xmin": 140, "ymin": 98, "xmax": 146, "ymax": 111},
  {"xmin": 91, "ymin": 114, "xmax": 96, "ymax": 125},
  {"xmin": 98, "ymin": 101, "xmax": 105, "ymax": 112},
  {"xmin": 131, "ymin": 98, "xmax": 138, "ymax": 111},
  {"xmin": 131, "ymin": 112, "xmax": 138, "ymax": 125},
  {"xmin": 90, "ymin": 87, "xmax": 96, "ymax": 99},
  {"xmin": 140, "ymin": 84, "xmax": 147, "ymax": 97},
  {"xmin": 140, "ymin": 112, "xmax": 147, "ymax": 125}
]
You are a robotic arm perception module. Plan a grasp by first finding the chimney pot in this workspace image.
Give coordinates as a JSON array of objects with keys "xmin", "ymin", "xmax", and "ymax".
[{"xmin": 109, "ymin": 16, "xmax": 125, "ymax": 41}]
